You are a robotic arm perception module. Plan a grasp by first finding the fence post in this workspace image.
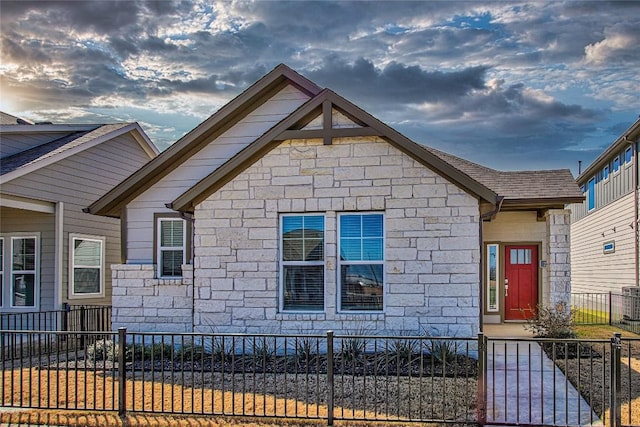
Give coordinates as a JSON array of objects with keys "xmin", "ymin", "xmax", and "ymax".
[
  {"xmin": 477, "ymin": 332, "xmax": 486, "ymax": 425},
  {"xmin": 118, "ymin": 327, "xmax": 127, "ymax": 418},
  {"xmin": 610, "ymin": 332, "xmax": 621, "ymax": 427},
  {"xmin": 326, "ymin": 330, "xmax": 334, "ymax": 426}
]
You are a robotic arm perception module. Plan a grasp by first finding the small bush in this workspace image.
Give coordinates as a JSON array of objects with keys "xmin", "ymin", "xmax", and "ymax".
[
  {"xmin": 388, "ymin": 330, "xmax": 420, "ymax": 361},
  {"xmin": 422, "ymin": 327, "xmax": 458, "ymax": 363},
  {"xmin": 86, "ymin": 339, "xmax": 118, "ymax": 362},
  {"xmin": 524, "ymin": 301, "xmax": 576, "ymax": 338}
]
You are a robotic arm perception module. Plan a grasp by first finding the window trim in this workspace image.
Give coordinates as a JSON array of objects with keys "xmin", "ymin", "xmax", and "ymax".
[
  {"xmin": 486, "ymin": 243, "xmax": 499, "ymax": 313},
  {"xmin": 7, "ymin": 235, "xmax": 39, "ymax": 310},
  {"xmin": 279, "ymin": 213, "xmax": 326, "ymax": 313},
  {"xmin": 613, "ymin": 155, "xmax": 620, "ymax": 173},
  {"xmin": 602, "ymin": 165, "xmax": 609, "ymax": 181},
  {"xmin": 155, "ymin": 216, "xmax": 187, "ymax": 279},
  {"xmin": 587, "ymin": 177, "xmax": 596, "ymax": 211},
  {"xmin": 69, "ymin": 233, "xmax": 105, "ymax": 299},
  {"xmin": 337, "ymin": 212, "xmax": 385, "ymax": 313},
  {"xmin": 624, "ymin": 146, "xmax": 633, "ymax": 165}
]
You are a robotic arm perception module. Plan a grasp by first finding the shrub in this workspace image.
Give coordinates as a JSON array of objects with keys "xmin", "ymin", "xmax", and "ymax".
[
  {"xmin": 422, "ymin": 327, "xmax": 458, "ymax": 363},
  {"xmin": 523, "ymin": 301, "xmax": 576, "ymax": 338},
  {"xmin": 86, "ymin": 339, "xmax": 118, "ymax": 362}
]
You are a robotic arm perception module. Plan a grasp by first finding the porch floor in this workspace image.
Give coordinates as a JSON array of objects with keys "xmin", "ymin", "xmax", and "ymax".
[{"xmin": 483, "ymin": 322, "xmax": 533, "ymax": 338}]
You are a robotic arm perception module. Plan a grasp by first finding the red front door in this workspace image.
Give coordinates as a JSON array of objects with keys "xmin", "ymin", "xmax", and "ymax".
[{"xmin": 504, "ymin": 245, "xmax": 538, "ymax": 320}]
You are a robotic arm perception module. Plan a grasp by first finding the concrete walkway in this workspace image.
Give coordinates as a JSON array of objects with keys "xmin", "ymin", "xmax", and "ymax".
[{"xmin": 485, "ymin": 339, "xmax": 602, "ymax": 426}]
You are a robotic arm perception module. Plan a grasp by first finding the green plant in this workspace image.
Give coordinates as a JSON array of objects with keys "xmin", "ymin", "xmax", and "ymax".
[
  {"xmin": 339, "ymin": 323, "xmax": 373, "ymax": 362},
  {"xmin": 388, "ymin": 330, "xmax": 420, "ymax": 361},
  {"xmin": 295, "ymin": 336, "xmax": 317, "ymax": 361},
  {"xmin": 251, "ymin": 336, "xmax": 277, "ymax": 361},
  {"xmin": 86, "ymin": 339, "xmax": 118, "ymax": 362},
  {"xmin": 524, "ymin": 301, "xmax": 576, "ymax": 338},
  {"xmin": 146, "ymin": 343, "xmax": 174, "ymax": 360},
  {"xmin": 422, "ymin": 327, "xmax": 458, "ymax": 363}
]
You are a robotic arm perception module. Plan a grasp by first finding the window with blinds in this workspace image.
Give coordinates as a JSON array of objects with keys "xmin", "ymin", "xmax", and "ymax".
[
  {"xmin": 157, "ymin": 218, "xmax": 186, "ymax": 278},
  {"xmin": 280, "ymin": 214, "xmax": 325, "ymax": 311},
  {"xmin": 70, "ymin": 235, "xmax": 104, "ymax": 297},
  {"xmin": 11, "ymin": 236, "xmax": 37, "ymax": 307},
  {"xmin": 338, "ymin": 213, "xmax": 384, "ymax": 311}
]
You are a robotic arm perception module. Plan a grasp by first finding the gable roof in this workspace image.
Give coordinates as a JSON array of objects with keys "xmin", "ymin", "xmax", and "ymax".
[
  {"xmin": 576, "ymin": 117, "xmax": 640, "ymax": 185},
  {"xmin": 169, "ymin": 88, "xmax": 499, "ymax": 213},
  {"xmin": 88, "ymin": 64, "xmax": 583, "ymax": 217},
  {"xmin": 0, "ymin": 111, "xmax": 33, "ymax": 125},
  {"xmin": 87, "ymin": 64, "xmax": 323, "ymax": 217},
  {"xmin": 1, "ymin": 122, "xmax": 159, "ymax": 183}
]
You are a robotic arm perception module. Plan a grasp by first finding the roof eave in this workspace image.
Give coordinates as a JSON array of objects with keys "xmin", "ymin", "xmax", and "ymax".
[{"xmin": 577, "ymin": 117, "xmax": 640, "ymax": 184}]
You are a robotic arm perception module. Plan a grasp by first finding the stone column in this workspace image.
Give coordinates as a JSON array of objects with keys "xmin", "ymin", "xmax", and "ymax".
[{"xmin": 544, "ymin": 209, "xmax": 571, "ymax": 306}]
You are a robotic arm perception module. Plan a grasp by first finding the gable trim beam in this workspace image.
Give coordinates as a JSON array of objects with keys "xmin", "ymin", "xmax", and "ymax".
[{"xmin": 170, "ymin": 89, "xmax": 498, "ymax": 213}]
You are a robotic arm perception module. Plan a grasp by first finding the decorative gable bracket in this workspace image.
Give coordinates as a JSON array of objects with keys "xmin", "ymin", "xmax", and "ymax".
[{"xmin": 276, "ymin": 99, "xmax": 382, "ymax": 145}]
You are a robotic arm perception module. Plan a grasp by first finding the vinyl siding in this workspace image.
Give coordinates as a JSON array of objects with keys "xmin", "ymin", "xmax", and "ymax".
[
  {"xmin": 570, "ymin": 144, "xmax": 637, "ymax": 221},
  {"xmin": 1, "ymin": 132, "xmax": 154, "ymax": 306},
  {"xmin": 570, "ymin": 192, "xmax": 637, "ymax": 294},
  {"xmin": 126, "ymin": 84, "xmax": 311, "ymax": 263}
]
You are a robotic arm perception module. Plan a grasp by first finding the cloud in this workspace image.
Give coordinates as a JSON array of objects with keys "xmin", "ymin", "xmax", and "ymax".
[{"xmin": 584, "ymin": 23, "xmax": 640, "ymax": 65}]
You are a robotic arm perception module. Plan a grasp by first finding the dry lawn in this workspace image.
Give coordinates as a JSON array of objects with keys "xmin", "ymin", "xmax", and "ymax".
[
  {"xmin": 567, "ymin": 325, "xmax": 640, "ymax": 425},
  {"xmin": 2, "ymin": 367, "xmax": 475, "ymax": 426}
]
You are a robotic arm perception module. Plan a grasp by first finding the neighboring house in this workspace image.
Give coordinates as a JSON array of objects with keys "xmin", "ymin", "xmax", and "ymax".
[
  {"xmin": 0, "ymin": 115, "xmax": 159, "ymax": 321},
  {"xmin": 569, "ymin": 119, "xmax": 640, "ymax": 296},
  {"xmin": 87, "ymin": 64, "xmax": 583, "ymax": 336}
]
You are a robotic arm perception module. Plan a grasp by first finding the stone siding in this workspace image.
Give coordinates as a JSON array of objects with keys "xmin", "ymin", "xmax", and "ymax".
[
  {"xmin": 111, "ymin": 264, "xmax": 193, "ymax": 332},
  {"xmin": 545, "ymin": 209, "xmax": 571, "ymax": 306},
  {"xmin": 193, "ymin": 137, "xmax": 480, "ymax": 336}
]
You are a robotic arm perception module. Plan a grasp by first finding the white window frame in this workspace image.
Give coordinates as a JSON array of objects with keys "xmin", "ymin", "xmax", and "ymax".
[
  {"xmin": 8, "ymin": 235, "xmax": 39, "ymax": 310},
  {"xmin": 69, "ymin": 234, "xmax": 105, "ymax": 299},
  {"xmin": 613, "ymin": 155, "xmax": 620, "ymax": 173},
  {"xmin": 603, "ymin": 165, "xmax": 609, "ymax": 181},
  {"xmin": 337, "ymin": 212, "xmax": 385, "ymax": 313},
  {"xmin": 156, "ymin": 217, "xmax": 186, "ymax": 279},
  {"xmin": 486, "ymin": 244, "xmax": 499, "ymax": 313},
  {"xmin": 279, "ymin": 213, "xmax": 326, "ymax": 313},
  {"xmin": 624, "ymin": 146, "xmax": 633, "ymax": 165}
]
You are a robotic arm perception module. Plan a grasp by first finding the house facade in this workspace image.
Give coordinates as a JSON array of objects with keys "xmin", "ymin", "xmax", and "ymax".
[
  {"xmin": 0, "ymin": 114, "xmax": 158, "ymax": 323},
  {"xmin": 88, "ymin": 65, "xmax": 583, "ymax": 336},
  {"xmin": 568, "ymin": 119, "xmax": 640, "ymax": 296}
]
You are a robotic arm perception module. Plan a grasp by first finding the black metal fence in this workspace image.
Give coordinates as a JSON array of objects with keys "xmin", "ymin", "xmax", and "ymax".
[
  {"xmin": 2, "ymin": 329, "xmax": 478, "ymax": 425},
  {"xmin": 0, "ymin": 305, "xmax": 111, "ymax": 332},
  {"xmin": 2, "ymin": 328, "xmax": 638, "ymax": 426},
  {"xmin": 480, "ymin": 334, "xmax": 639, "ymax": 427},
  {"xmin": 571, "ymin": 292, "xmax": 640, "ymax": 334}
]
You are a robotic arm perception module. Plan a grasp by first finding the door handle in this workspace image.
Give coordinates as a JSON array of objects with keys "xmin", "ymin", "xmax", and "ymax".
[{"xmin": 504, "ymin": 279, "xmax": 509, "ymax": 297}]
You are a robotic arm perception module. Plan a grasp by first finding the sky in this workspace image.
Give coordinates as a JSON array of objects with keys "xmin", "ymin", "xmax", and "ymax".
[{"xmin": 1, "ymin": 1, "xmax": 639, "ymax": 176}]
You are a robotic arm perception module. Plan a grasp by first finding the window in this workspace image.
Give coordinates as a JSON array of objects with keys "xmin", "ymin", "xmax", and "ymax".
[
  {"xmin": 587, "ymin": 177, "xmax": 595, "ymax": 211},
  {"xmin": 280, "ymin": 214, "xmax": 325, "ymax": 311},
  {"xmin": 11, "ymin": 236, "xmax": 37, "ymax": 307},
  {"xmin": 603, "ymin": 241, "xmax": 615, "ymax": 254},
  {"xmin": 156, "ymin": 218, "xmax": 186, "ymax": 278},
  {"xmin": 338, "ymin": 213, "xmax": 384, "ymax": 311},
  {"xmin": 625, "ymin": 146, "xmax": 633, "ymax": 164},
  {"xmin": 70, "ymin": 234, "xmax": 104, "ymax": 297},
  {"xmin": 509, "ymin": 248, "xmax": 532, "ymax": 265},
  {"xmin": 613, "ymin": 156, "xmax": 620, "ymax": 173},
  {"xmin": 603, "ymin": 165, "xmax": 609, "ymax": 180},
  {"xmin": 486, "ymin": 244, "xmax": 499, "ymax": 312}
]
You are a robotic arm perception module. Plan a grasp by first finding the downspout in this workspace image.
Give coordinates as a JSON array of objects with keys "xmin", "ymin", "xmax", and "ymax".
[{"xmin": 478, "ymin": 196, "xmax": 504, "ymax": 333}]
